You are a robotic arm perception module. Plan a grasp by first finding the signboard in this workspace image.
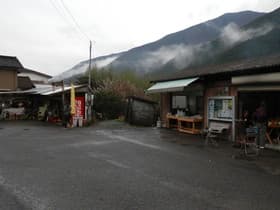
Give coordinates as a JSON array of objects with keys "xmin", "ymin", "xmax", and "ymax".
[
  {"xmin": 75, "ymin": 96, "xmax": 85, "ymax": 119},
  {"xmin": 208, "ymin": 98, "xmax": 233, "ymax": 120},
  {"xmin": 207, "ymin": 96, "xmax": 235, "ymax": 141}
]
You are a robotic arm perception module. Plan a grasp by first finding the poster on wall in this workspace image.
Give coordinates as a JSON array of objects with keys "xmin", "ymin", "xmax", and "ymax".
[
  {"xmin": 208, "ymin": 96, "xmax": 235, "ymax": 142},
  {"xmin": 75, "ymin": 96, "xmax": 85, "ymax": 119},
  {"xmin": 208, "ymin": 98, "xmax": 233, "ymax": 120}
]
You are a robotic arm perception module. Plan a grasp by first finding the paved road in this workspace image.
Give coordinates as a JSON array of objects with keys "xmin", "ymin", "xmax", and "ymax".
[{"xmin": 0, "ymin": 121, "xmax": 279, "ymax": 210}]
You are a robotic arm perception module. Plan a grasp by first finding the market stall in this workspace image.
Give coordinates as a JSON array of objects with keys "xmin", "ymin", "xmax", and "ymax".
[
  {"xmin": 166, "ymin": 113, "xmax": 203, "ymax": 134},
  {"xmin": 238, "ymin": 91, "xmax": 280, "ymax": 147},
  {"xmin": 266, "ymin": 120, "xmax": 280, "ymax": 144}
]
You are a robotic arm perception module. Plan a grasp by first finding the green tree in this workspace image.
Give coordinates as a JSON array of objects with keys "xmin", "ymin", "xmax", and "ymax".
[
  {"xmin": 94, "ymin": 90, "xmax": 125, "ymax": 119},
  {"xmin": 77, "ymin": 67, "xmax": 158, "ymax": 120}
]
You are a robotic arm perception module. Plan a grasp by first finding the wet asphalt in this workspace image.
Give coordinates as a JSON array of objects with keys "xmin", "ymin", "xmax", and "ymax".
[{"xmin": 0, "ymin": 120, "xmax": 279, "ymax": 210}]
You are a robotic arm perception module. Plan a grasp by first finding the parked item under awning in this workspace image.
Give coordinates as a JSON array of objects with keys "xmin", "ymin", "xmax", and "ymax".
[{"xmin": 146, "ymin": 77, "xmax": 198, "ymax": 93}]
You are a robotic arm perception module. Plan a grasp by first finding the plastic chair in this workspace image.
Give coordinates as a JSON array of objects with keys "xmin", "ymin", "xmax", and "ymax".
[{"xmin": 240, "ymin": 126, "xmax": 259, "ymax": 156}]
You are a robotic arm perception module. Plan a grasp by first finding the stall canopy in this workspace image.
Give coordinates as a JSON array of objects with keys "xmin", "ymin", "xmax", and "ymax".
[
  {"xmin": 0, "ymin": 84, "xmax": 84, "ymax": 95},
  {"xmin": 146, "ymin": 77, "xmax": 198, "ymax": 94},
  {"xmin": 232, "ymin": 72, "xmax": 280, "ymax": 85}
]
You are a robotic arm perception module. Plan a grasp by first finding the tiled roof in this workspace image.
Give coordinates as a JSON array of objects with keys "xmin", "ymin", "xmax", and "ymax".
[{"xmin": 0, "ymin": 55, "xmax": 23, "ymax": 70}]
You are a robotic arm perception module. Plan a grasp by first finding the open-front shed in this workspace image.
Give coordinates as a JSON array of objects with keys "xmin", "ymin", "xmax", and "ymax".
[{"xmin": 147, "ymin": 54, "xmax": 280, "ymax": 150}]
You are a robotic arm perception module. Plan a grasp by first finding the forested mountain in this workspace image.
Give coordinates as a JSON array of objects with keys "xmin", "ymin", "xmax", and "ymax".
[
  {"xmin": 109, "ymin": 11, "xmax": 264, "ymax": 73},
  {"xmin": 51, "ymin": 10, "xmax": 264, "ymax": 82}
]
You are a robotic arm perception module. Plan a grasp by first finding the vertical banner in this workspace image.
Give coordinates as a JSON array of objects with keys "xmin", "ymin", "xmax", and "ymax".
[
  {"xmin": 75, "ymin": 96, "xmax": 85, "ymax": 119},
  {"xmin": 70, "ymin": 84, "xmax": 76, "ymax": 115}
]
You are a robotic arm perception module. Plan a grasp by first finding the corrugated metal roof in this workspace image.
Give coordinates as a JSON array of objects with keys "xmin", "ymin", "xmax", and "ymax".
[
  {"xmin": 0, "ymin": 84, "xmax": 83, "ymax": 95},
  {"xmin": 146, "ymin": 77, "xmax": 198, "ymax": 93},
  {"xmin": 33, "ymin": 84, "xmax": 84, "ymax": 95}
]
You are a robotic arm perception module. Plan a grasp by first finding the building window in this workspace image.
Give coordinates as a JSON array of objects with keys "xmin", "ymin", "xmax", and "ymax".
[{"xmin": 172, "ymin": 96, "xmax": 186, "ymax": 109}]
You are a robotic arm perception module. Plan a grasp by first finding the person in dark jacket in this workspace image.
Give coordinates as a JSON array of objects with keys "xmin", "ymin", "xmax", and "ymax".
[
  {"xmin": 63, "ymin": 104, "xmax": 71, "ymax": 128},
  {"xmin": 253, "ymin": 102, "xmax": 267, "ymax": 149}
]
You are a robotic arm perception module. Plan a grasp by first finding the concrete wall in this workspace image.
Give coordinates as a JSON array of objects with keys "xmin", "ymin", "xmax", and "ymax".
[{"xmin": 0, "ymin": 70, "xmax": 17, "ymax": 90}]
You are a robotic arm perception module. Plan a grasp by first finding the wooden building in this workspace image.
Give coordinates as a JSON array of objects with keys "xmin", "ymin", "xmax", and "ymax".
[
  {"xmin": 147, "ymin": 54, "xmax": 280, "ymax": 146},
  {"xmin": 0, "ymin": 54, "xmax": 94, "ymax": 126},
  {"xmin": 0, "ymin": 55, "xmax": 23, "ymax": 91},
  {"xmin": 125, "ymin": 96, "xmax": 158, "ymax": 126}
]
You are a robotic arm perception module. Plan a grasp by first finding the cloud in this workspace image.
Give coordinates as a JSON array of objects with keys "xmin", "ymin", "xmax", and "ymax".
[
  {"xmin": 138, "ymin": 44, "xmax": 200, "ymax": 72},
  {"xmin": 221, "ymin": 22, "xmax": 274, "ymax": 46},
  {"xmin": 134, "ymin": 21, "xmax": 275, "ymax": 72},
  {"xmin": 95, "ymin": 56, "xmax": 119, "ymax": 68},
  {"xmin": 1, "ymin": 0, "xmax": 279, "ymax": 76},
  {"xmin": 49, "ymin": 54, "xmax": 120, "ymax": 82}
]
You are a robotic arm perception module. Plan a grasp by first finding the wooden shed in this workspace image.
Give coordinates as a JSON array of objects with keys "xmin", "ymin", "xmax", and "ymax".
[{"xmin": 125, "ymin": 96, "xmax": 158, "ymax": 126}]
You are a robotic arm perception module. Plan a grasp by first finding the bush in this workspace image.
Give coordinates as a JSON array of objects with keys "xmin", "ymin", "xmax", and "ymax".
[
  {"xmin": 94, "ymin": 91, "xmax": 125, "ymax": 120},
  {"xmin": 78, "ymin": 68, "xmax": 157, "ymax": 120}
]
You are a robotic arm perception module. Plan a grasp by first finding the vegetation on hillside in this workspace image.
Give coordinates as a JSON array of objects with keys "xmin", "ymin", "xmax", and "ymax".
[
  {"xmin": 78, "ymin": 68, "xmax": 155, "ymax": 119},
  {"xmin": 153, "ymin": 7, "xmax": 280, "ymax": 78}
]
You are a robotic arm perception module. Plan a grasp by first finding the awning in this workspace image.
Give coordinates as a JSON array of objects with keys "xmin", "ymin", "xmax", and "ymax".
[
  {"xmin": 39, "ymin": 85, "xmax": 83, "ymax": 96},
  {"xmin": 232, "ymin": 72, "xmax": 280, "ymax": 85},
  {"xmin": 146, "ymin": 77, "xmax": 198, "ymax": 93},
  {"xmin": 0, "ymin": 84, "xmax": 83, "ymax": 95}
]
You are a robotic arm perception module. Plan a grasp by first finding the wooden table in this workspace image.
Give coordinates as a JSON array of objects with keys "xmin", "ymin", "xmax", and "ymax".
[
  {"xmin": 166, "ymin": 114, "xmax": 203, "ymax": 134},
  {"xmin": 166, "ymin": 115, "xmax": 179, "ymax": 129},
  {"xmin": 178, "ymin": 117, "xmax": 203, "ymax": 134}
]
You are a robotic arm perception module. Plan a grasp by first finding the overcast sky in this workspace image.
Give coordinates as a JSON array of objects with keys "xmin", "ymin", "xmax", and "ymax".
[{"xmin": 0, "ymin": 0, "xmax": 279, "ymax": 76}]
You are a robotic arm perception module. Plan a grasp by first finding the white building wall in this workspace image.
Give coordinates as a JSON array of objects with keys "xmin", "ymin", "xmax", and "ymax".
[{"xmin": 19, "ymin": 72, "xmax": 50, "ymax": 83}]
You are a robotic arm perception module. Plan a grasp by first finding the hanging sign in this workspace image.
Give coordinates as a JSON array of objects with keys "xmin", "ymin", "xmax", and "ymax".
[{"xmin": 75, "ymin": 96, "xmax": 85, "ymax": 118}]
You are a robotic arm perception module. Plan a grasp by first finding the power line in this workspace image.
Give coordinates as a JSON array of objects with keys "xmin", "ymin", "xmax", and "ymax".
[
  {"xmin": 48, "ymin": 0, "xmax": 87, "ymax": 41},
  {"xmin": 49, "ymin": 0, "xmax": 69, "ymax": 25},
  {"xmin": 48, "ymin": 0, "xmax": 95, "ymax": 88},
  {"xmin": 59, "ymin": 0, "xmax": 91, "ymax": 41}
]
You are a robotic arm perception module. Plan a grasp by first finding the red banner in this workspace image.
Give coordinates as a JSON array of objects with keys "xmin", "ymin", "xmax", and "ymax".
[{"xmin": 75, "ymin": 96, "xmax": 85, "ymax": 118}]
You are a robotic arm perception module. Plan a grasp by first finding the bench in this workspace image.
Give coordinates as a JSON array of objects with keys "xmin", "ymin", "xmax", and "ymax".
[{"xmin": 205, "ymin": 121, "xmax": 231, "ymax": 146}]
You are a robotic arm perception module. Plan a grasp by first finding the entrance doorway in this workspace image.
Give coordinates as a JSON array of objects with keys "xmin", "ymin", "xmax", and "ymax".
[
  {"xmin": 238, "ymin": 91, "xmax": 280, "ymax": 120},
  {"xmin": 238, "ymin": 91, "xmax": 280, "ymax": 146}
]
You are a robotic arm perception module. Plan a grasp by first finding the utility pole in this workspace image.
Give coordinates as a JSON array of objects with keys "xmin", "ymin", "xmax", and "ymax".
[
  {"xmin": 88, "ymin": 40, "xmax": 92, "ymax": 88},
  {"xmin": 87, "ymin": 40, "xmax": 93, "ymax": 122},
  {"xmin": 62, "ymin": 80, "xmax": 65, "ymax": 126}
]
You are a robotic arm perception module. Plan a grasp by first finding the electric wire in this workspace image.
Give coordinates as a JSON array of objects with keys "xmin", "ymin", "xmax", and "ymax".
[
  {"xmin": 48, "ymin": 0, "xmax": 95, "ymax": 83},
  {"xmin": 49, "ymin": 0, "xmax": 72, "ymax": 26},
  {"xmin": 48, "ymin": 0, "xmax": 91, "ymax": 42},
  {"xmin": 59, "ymin": 0, "xmax": 91, "ymax": 41}
]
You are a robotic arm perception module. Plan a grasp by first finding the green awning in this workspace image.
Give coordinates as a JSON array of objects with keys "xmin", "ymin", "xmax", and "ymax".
[{"xmin": 146, "ymin": 77, "xmax": 198, "ymax": 93}]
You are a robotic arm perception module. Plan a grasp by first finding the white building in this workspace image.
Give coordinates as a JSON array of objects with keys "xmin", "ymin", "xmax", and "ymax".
[{"xmin": 19, "ymin": 68, "xmax": 52, "ymax": 84}]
